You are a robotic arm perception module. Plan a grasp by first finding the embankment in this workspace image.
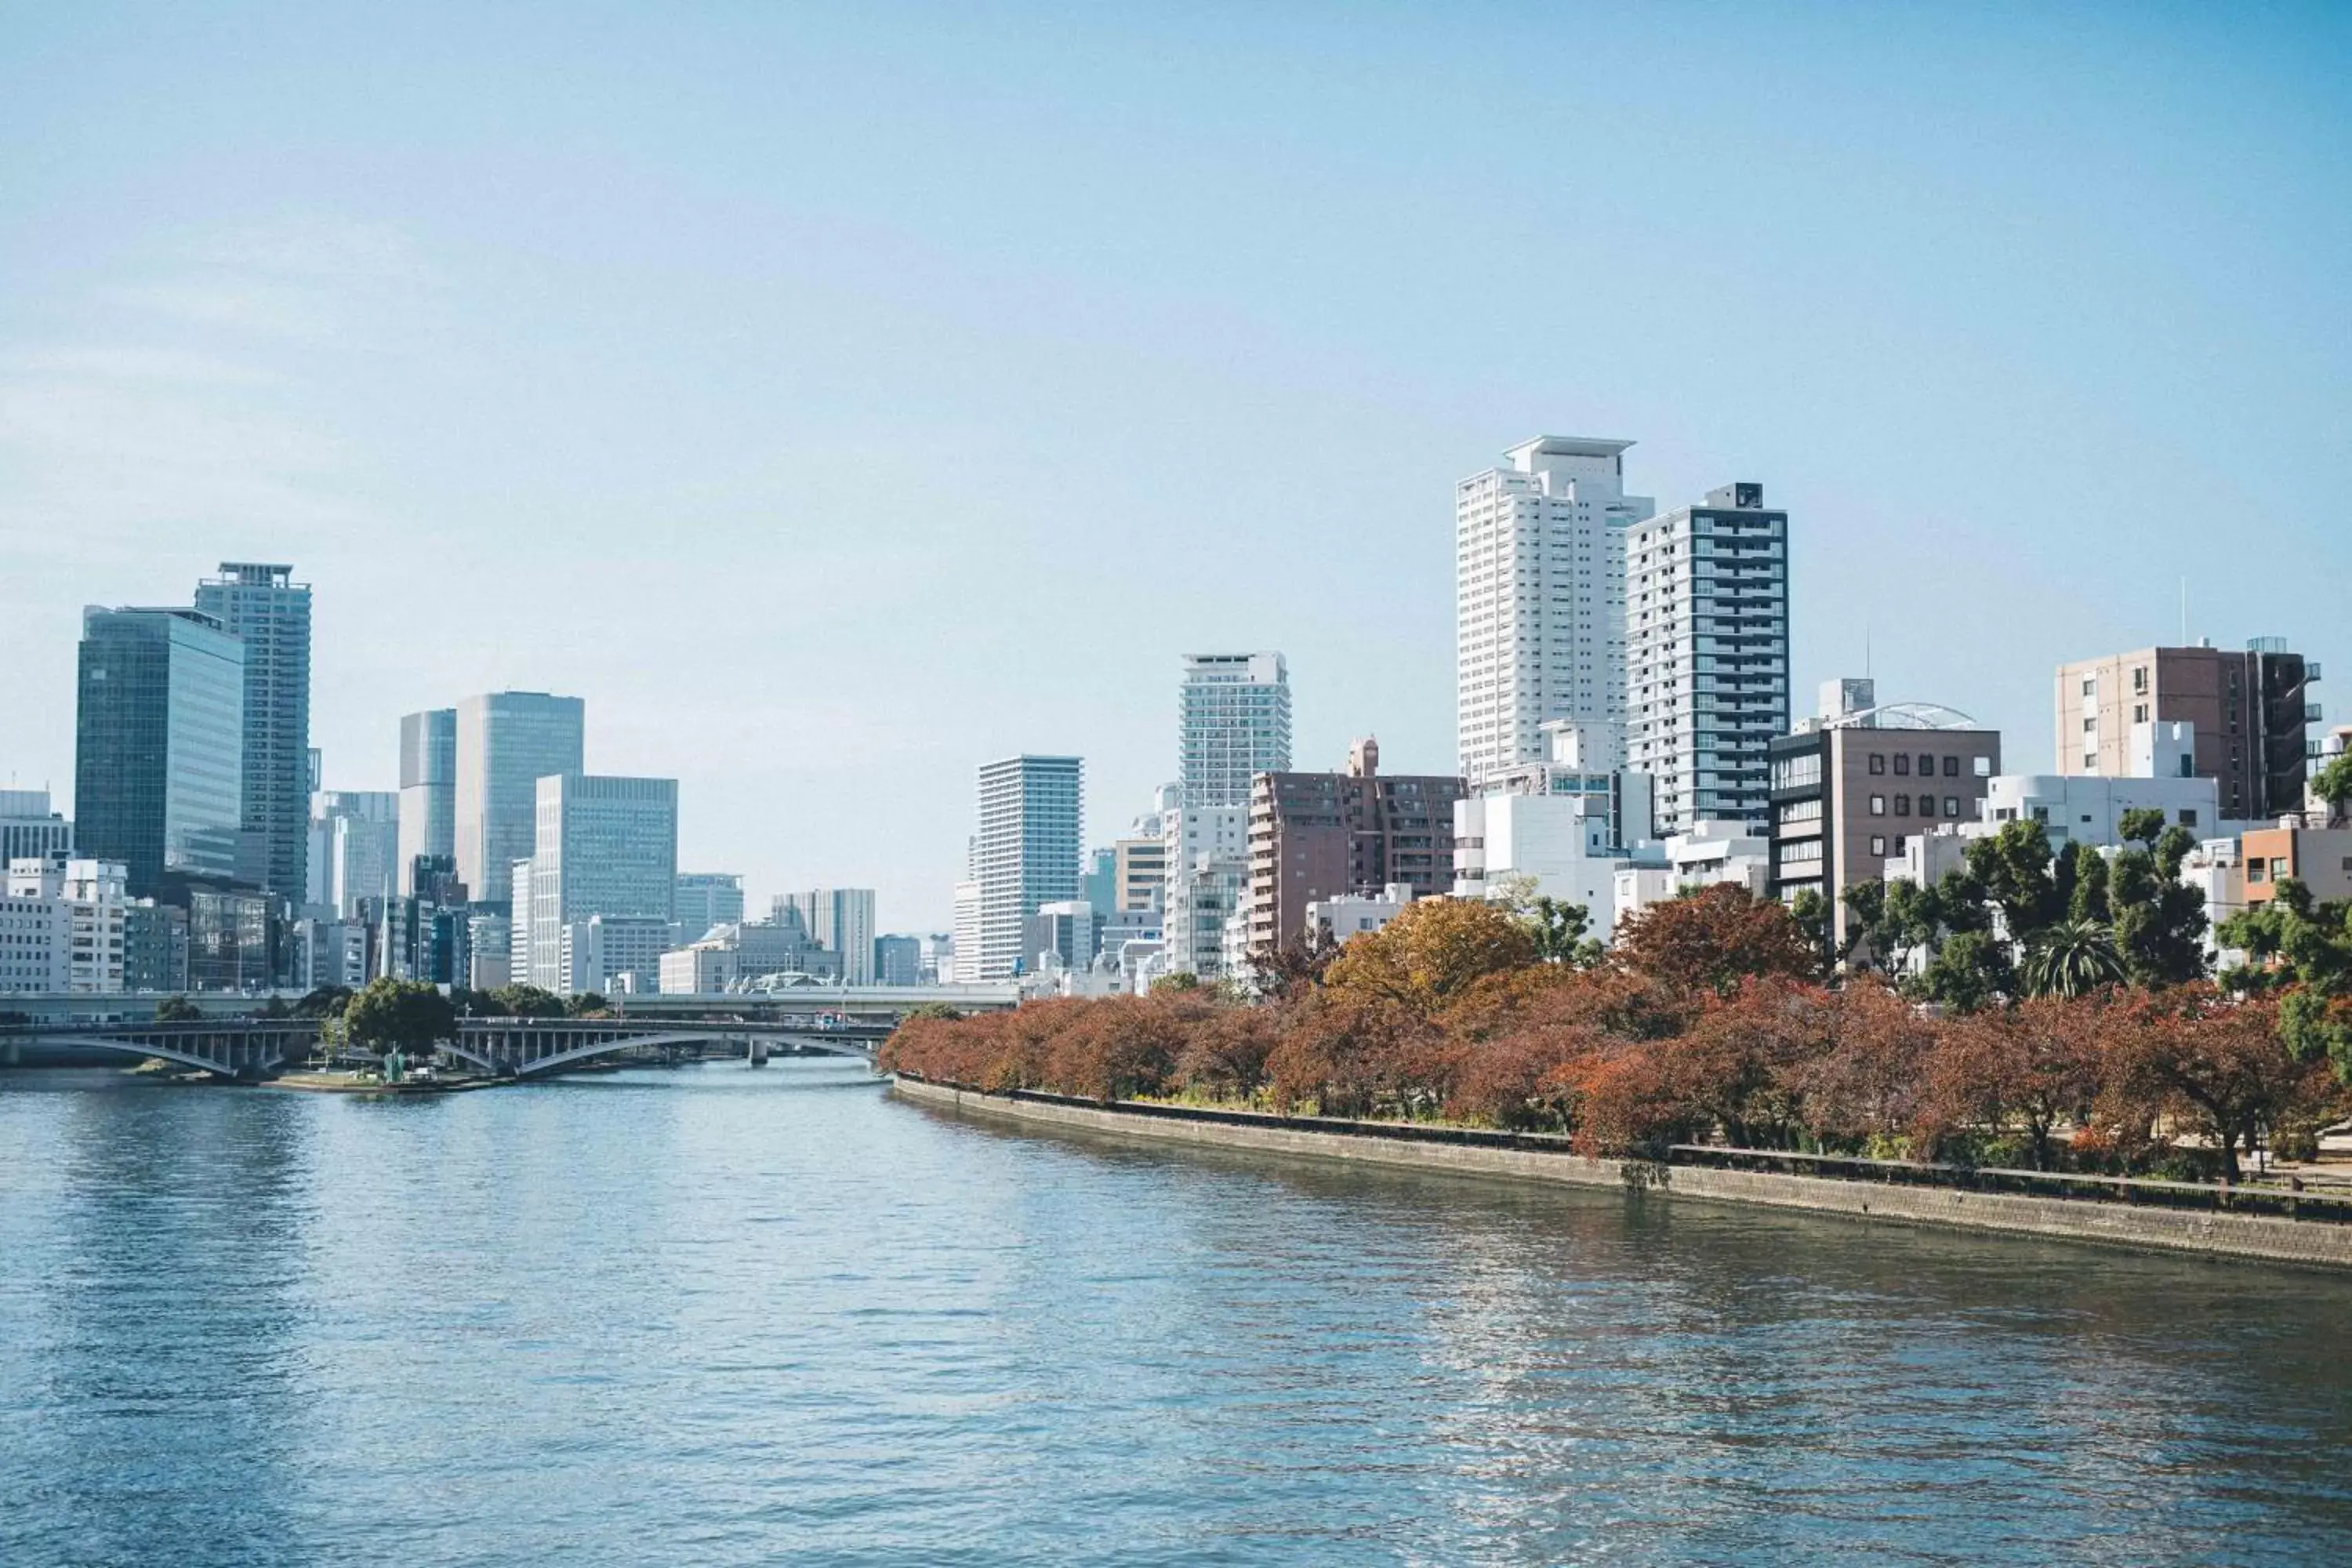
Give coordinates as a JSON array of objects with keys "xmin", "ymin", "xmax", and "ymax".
[{"xmin": 891, "ymin": 1075, "xmax": 2352, "ymax": 1272}]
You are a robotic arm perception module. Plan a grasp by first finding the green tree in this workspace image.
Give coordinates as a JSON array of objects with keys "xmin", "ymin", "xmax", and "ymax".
[
  {"xmin": 343, "ymin": 978, "xmax": 457, "ymax": 1061},
  {"xmin": 488, "ymin": 983, "xmax": 569, "ymax": 1018},
  {"xmin": 2062, "ymin": 842, "xmax": 2110, "ymax": 924},
  {"xmin": 293, "ymin": 985, "xmax": 354, "ymax": 1019},
  {"xmin": 1149, "ymin": 971, "xmax": 1203, "ymax": 996},
  {"xmin": 153, "ymin": 996, "xmax": 202, "ymax": 1022},
  {"xmin": 568, "ymin": 992, "xmax": 611, "ymax": 1017},
  {"xmin": 2022, "ymin": 918, "xmax": 2126, "ymax": 998},
  {"xmin": 1524, "ymin": 897, "xmax": 1602, "ymax": 967},
  {"xmin": 1916, "ymin": 928, "xmax": 2015, "ymax": 1014},
  {"xmin": 902, "ymin": 1000, "xmax": 964, "ymax": 1022},
  {"xmin": 2107, "ymin": 820, "xmax": 2208, "ymax": 988},
  {"xmin": 1963, "ymin": 820, "xmax": 2063, "ymax": 946},
  {"xmin": 2311, "ymin": 753, "xmax": 2352, "ymax": 829}
]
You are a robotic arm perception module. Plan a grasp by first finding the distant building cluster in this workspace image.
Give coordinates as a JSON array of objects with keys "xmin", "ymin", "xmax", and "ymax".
[
  {"xmin": 8, "ymin": 445, "xmax": 2333, "ymax": 1004},
  {"xmin": 4, "ymin": 561, "xmax": 947, "ymax": 1000},
  {"xmin": 982, "ymin": 434, "xmax": 2332, "ymax": 1000}
]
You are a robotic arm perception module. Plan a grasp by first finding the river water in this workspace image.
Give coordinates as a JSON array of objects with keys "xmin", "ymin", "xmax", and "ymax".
[{"xmin": 4, "ymin": 1057, "xmax": 2350, "ymax": 1566}]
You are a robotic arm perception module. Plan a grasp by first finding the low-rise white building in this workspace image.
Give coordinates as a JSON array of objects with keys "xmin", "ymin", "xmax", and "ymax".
[
  {"xmin": 660, "ymin": 938, "xmax": 736, "ymax": 996},
  {"xmin": 1454, "ymin": 792, "xmax": 1627, "ymax": 916},
  {"xmin": 1610, "ymin": 822, "xmax": 1772, "ymax": 935},
  {"xmin": 2, "ymin": 857, "xmax": 128, "ymax": 993},
  {"xmin": 1305, "ymin": 884, "xmax": 1419, "ymax": 943}
]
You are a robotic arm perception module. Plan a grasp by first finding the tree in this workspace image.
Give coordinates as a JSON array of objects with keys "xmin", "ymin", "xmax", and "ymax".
[
  {"xmin": 1323, "ymin": 899, "xmax": 1536, "ymax": 1014},
  {"xmin": 2062, "ymin": 842, "xmax": 2110, "ymax": 924},
  {"xmin": 1612, "ymin": 883, "xmax": 1820, "ymax": 997},
  {"xmin": 1963, "ymin": 820, "xmax": 2063, "ymax": 946},
  {"xmin": 902, "ymin": 1000, "xmax": 964, "ymax": 1022},
  {"xmin": 2096, "ymin": 987, "xmax": 2334, "ymax": 1184},
  {"xmin": 1248, "ymin": 927, "xmax": 1341, "ymax": 1003},
  {"xmin": 1524, "ymin": 897, "xmax": 1602, "ymax": 967},
  {"xmin": 2311, "ymin": 753, "xmax": 2352, "ymax": 829},
  {"xmin": 1915, "ymin": 928, "xmax": 2014, "ymax": 1014},
  {"xmin": 2022, "ymin": 919, "xmax": 2125, "ymax": 999},
  {"xmin": 568, "ymin": 992, "xmax": 611, "ymax": 1017},
  {"xmin": 487, "ymin": 983, "xmax": 568, "ymax": 1018},
  {"xmin": 1919, "ymin": 995, "xmax": 2104, "ymax": 1169},
  {"xmin": 293, "ymin": 985, "xmax": 354, "ymax": 1019},
  {"xmin": 154, "ymin": 996, "xmax": 202, "ymax": 1022},
  {"xmin": 2107, "ymin": 821, "xmax": 2209, "ymax": 988},
  {"xmin": 1149, "ymin": 971, "xmax": 1203, "ymax": 996},
  {"xmin": 343, "ymin": 978, "xmax": 457, "ymax": 1062}
]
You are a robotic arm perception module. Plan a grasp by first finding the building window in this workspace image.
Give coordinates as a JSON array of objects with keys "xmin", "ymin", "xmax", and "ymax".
[
  {"xmin": 2083, "ymin": 753, "xmax": 2097, "ymax": 770},
  {"xmin": 2249, "ymin": 861, "xmax": 2267, "ymax": 883},
  {"xmin": 1870, "ymin": 795, "xmax": 1886, "ymax": 817},
  {"xmin": 2082, "ymin": 717, "xmax": 2097, "ymax": 732},
  {"xmin": 2081, "ymin": 677, "xmax": 2096, "ymax": 696},
  {"xmin": 1918, "ymin": 753, "xmax": 1935, "ymax": 775},
  {"xmin": 1868, "ymin": 753, "xmax": 1886, "ymax": 775},
  {"xmin": 1942, "ymin": 756, "xmax": 1959, "ymax": 777},
  {"xmin": 2132, "ymin": 703, "xmax": 2149, "ymax": 724},
  {"xmin": 2179, "ymin": 809, "xmax": 2198, "ymax": 827},
  {"xmin": 1945, "ymin": 797, "xmax": 1962, "ymax": 818},
  {"xmin": 1894, "ymin": 794, "xmax": 1911, "ymax": 816},
  {"xmin": 1975, "ymin": 757, "xmax": 1991, "ymax": 778},
  {"xmin": 1870, "ymin": 836, "xmax": 1886, "ymax": 857},
  {"xmin": 2132, "ymin": 667, "xmax": 2148, "ymax": 693},
  {"xmin": 1894, "ymin": 754, "xmax": 1910, "ymax": 775}
]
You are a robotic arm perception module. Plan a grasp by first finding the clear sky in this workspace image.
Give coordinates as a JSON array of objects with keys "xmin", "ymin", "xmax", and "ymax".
[{"xmin": 3, "ymin": 2, "xmax": 2347, "ymax": 930}]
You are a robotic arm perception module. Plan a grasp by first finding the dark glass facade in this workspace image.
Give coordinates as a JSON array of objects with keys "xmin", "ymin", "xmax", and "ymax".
[{"xmin": 74, "ymin": 608, "xmax": 245, "ymax": 897}]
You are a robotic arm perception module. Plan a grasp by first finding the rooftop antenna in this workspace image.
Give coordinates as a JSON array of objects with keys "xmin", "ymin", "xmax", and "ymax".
[
  {"xmin": 2180, "ymin": 577, "xmax": 2189, "ymax": 647},
  {"xmin": 1864, "ymin": 622, "xmax": 1872, "ymax": 681}
]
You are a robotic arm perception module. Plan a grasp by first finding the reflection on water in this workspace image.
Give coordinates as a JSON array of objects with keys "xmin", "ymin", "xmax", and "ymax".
[{"xmin": 3, "ymin": 1059, "xmax": 2349, "ymax": 1566}]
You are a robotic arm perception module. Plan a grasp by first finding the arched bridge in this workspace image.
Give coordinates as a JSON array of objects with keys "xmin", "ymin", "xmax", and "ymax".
[
  {"xmin": 443, "ymin": 1017, "xmax": 895, "ymax": 1079},
  {"xmin": 0, "ymin": 1014, "xmax": 896, "ymax": 1081},
  {"xmin": 0, "ymin": 1019, "xmax": 326, "ymax": 1078}
]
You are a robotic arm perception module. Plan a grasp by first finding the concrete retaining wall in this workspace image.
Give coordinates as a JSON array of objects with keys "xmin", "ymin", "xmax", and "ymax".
[{"xmin": 891, "ymin": 1076, "xmax": 2352, "ymax": 1272}]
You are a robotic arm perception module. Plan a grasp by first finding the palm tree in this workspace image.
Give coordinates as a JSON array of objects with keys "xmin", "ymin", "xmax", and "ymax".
[{"xmin": 2023, "ymin": 918, "xmax": 2125, "ymax": 998}]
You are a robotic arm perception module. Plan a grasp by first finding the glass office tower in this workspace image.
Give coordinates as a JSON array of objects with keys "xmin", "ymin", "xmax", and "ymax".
[{"xmin": 74, "ymin": 606, "xmax": 246, "ymax": 896}]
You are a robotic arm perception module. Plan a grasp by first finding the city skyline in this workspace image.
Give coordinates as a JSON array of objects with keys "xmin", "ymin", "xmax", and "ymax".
[{"xmin": 2, "ymin": 7, "xmax": 2348, "ymax": 929}]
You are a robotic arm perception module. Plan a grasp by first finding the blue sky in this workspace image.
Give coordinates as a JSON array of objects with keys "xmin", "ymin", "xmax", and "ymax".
[{"xmin": 2, "ymin": 2, "xmax": 2347, "ymax": 928}]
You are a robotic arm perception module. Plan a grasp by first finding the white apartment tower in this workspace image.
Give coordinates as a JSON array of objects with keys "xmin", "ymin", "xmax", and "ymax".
[
  {"xmin": 1455, "ymin": 437, "xmax": 1653, "ymax": 786},
  {"xmin": 1180, "ymin": 653, "xmax": 1291, "ymax": 809},
  {"xmin": 1624, "ymin": 482, "xmax": 1791, "ymax": 836}
]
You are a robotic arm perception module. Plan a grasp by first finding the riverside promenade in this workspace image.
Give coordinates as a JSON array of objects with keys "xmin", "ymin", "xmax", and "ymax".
[{"xmin": 892, "ymin": 1075, "xmax": 2352, "ymax": 1272}]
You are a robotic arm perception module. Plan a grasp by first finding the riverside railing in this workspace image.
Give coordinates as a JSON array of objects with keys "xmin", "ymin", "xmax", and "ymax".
[
  {"xmin": 896, "ymin": 1073, "xmax": 2352, "ymax": 1224},
  {"xmin": 1662, "ymin": 1144, "xmax": 2352, "ymax": 1224}
]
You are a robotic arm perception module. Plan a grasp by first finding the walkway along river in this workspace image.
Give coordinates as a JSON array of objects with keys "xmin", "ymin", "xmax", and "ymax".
[
  {"xmin": 5, "ymin": 1057, "xmax": 2352, "ymax": 1565},
  {"xmin": 891, "ymin": 1074, "xmax": 2352, "ymax": 1272}
]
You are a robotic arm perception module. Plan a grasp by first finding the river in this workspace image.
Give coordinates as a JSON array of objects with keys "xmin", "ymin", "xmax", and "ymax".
[{"xmin": 3, "ymin": 1057, "xmax": 2350, "ymax": 1566}]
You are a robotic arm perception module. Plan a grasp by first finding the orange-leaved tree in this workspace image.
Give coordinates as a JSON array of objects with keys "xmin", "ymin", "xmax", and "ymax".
[
  {"xmin": 1323, "ymin": 898, "xmax": 1537, "ymax": 1014},
  {"xmin": 1610, "ymin": 883, "xmax": 1820, "ymax": 999}
]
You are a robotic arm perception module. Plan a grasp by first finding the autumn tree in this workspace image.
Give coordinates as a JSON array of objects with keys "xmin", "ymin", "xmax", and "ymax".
[
  {"xmin": 1610, "ymin": 883, "xmax": 1819, "ymax": 998},
  {"xmin": 1248, "ymin": 927, "xmax": 1341, "ymax": 1002},
  {"xmin": 1918, "ymin": 994, "xmax": 2104, "ymax": 1168},
  {"xmin": 2096, "ymin": 987, "xmax": 2334, "ymax": 1184},
  {"xmin": 1323, "ymin": 898, "xmax": 1537, "ymax": 1014}
]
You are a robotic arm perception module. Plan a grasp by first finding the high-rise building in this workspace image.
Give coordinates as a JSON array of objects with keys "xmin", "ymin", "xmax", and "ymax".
[
  {"xmin": 454, "ymin": 692, "xmax": 585, "ymax": 902},
  {"xmin": 1624, "ymin": 482, "xmax": 1791, "ymax": 837},
  {"xmin": 74, "ymin": 606, "xmax": 245, "ymax": 896},
  {"xmin": 397, "ymin": 708, "xmax": 457, "ymax": 895},
  {"xmin": 1456, "ymin": 437, "xmax": 1653, "ymax": 787},
  {"xmin": 2053, "ymin": 639, "xmax": 2318, "ymax": 821},
  {"xmin": 0, "ymin": 789, "xmax": 72, "ymax": 868},
  {"xmin": 1244, "ymin": 738, "xmax": 1466, "ymax": 954},
  {"xmin": 673, "ymin": 873, "xmax": 746, "ymax": 941},
  {"xmin": 1181, "ymin": 653, "xmax": 1292, "ymax": 809},
  {"xmin": 526, "ymin": 774, "xmax": 677, "ymax": 993},
  {"xmin": 975, "ymin": 756, "xmax": 1083, "ymax": 980},
  {"xmin": 309, "ymin": 790, "xmax": 399, "ymax": 918},
  {"xmin": 777, "ymin": 888, "xmax": 878, "ymax": 984},
  {"xmin": 194, "ymin": 564, "xmax": 311, "ymax": 902}
]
